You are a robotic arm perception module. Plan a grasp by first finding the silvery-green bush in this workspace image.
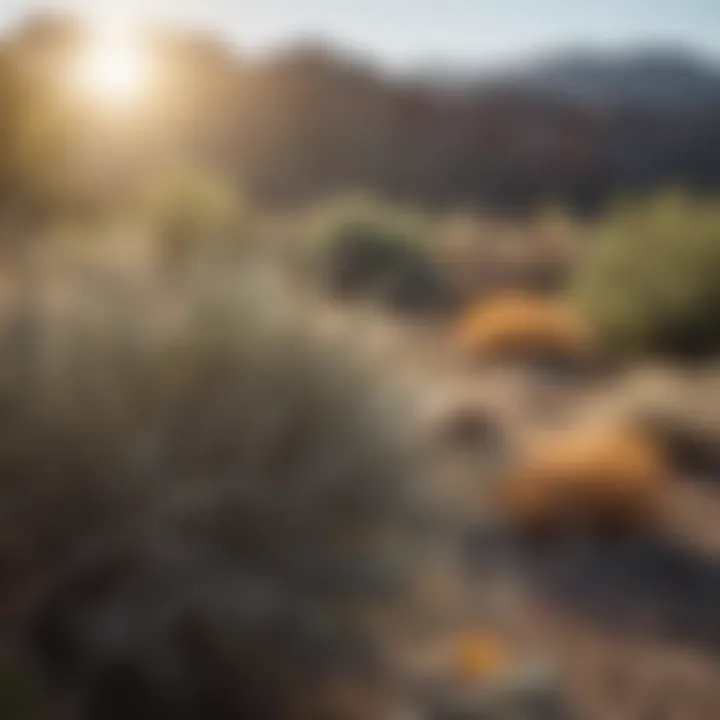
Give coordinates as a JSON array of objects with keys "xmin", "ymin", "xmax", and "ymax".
[{"xmin": 0, "ymin": 247, "xmax": 435, "ymax": 719}]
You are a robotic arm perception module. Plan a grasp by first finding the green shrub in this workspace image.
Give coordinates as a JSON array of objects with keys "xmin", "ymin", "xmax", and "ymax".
[
  {"xmin": 573, "ymin": 191, "xmax": 720, "ymax": 357},
  {"xmin": 307, "ymin": 195, "xmax": 452, "ymax": 314}
]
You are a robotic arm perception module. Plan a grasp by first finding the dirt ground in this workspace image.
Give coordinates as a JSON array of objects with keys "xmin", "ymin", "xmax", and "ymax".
[{"xmin": 384, "ymin": 317, "xmax": 720, "ymax": 720}]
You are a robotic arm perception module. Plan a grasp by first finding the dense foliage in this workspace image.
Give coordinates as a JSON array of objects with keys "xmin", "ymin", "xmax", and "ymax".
[
  {"xmin": 307, "ymin": 196, "xmax": 451, "ymax": 313},
  {"xmin": 574, "ymin": 192, "xmax": 720, "ymax": 356}
]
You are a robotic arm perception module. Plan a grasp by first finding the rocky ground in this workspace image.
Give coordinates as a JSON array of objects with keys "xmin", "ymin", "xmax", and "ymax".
[{"xmin": 380, "ymin": 317, "xmax": 720, "ymax": 720}]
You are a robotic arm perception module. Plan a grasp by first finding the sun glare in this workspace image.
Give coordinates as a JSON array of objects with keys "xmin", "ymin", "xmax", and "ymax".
[{"xmin": 75, "ymin": 25, "xmax": 150, "ymax": 105}]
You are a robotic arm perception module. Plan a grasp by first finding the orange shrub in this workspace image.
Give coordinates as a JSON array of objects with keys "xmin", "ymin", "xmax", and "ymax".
[
  {"xmin": 452, "ymin": 632, "xmax": 513, "ymax": 683},
  {"xmin": 500, "ymin": 428, "xmax": 671, "ymax": 538},
  {"xmin": 455, "ymin": 292, "xmax": 593, "ymax": 362}
]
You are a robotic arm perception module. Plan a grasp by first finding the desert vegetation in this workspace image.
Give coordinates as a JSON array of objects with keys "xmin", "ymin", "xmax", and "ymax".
[
  {"xmin": 454, "ymin": 292, "xmax": 593, "ymax": 365},
  {"xmin": 0, "ymin": 166, "xmax": 718, "ymax": 719},
  {"xmin": 0, "ymin": 9, "xmax": 718, "ymax": 720},
  {"xmin": 574, "ymin": 192, "xmax": 720, "ymax": 357},
  {"xmin": 499, "ymin": 427, "xmax": 671, "ymax": 539}
]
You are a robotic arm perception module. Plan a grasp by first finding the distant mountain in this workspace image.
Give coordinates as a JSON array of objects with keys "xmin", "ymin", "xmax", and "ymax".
[
  {"xmin": 12, "ymin": 14, "xmax": 720, "ymax": 210},
  {"xmin": 498, "ymin": 48, "xmax": 720, "ymax": 112},
  {"xmin": 414, "ymin": 48, "xmax": 720, "ymax": 113}
]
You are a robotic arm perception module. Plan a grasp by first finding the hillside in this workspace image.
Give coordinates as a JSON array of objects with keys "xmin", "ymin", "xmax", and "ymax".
[{"xmin": 8, "ymin": 15, "xmax": 720, "ymax": 211}]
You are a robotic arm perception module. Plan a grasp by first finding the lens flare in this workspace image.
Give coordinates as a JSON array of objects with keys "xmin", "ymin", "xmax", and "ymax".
[{"xmin": 75, "ymin": 24, "xmax": 149, "ymax": 105}]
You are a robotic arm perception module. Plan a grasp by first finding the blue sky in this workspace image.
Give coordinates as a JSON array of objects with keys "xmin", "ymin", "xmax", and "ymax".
[{"xmin": 7, "ymin": 0, "xmax": 720, "ymax": 67}]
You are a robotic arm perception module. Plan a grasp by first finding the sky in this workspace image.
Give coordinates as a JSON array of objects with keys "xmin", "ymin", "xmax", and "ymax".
[{"xmin": 3, "ymin": 0, "xmax": 720, "ymax": 68}]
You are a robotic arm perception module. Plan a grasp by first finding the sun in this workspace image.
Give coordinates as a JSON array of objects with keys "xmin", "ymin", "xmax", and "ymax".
[{"xmin": 75, "ymin": 25, "xmax": 150, "ymax": 105}]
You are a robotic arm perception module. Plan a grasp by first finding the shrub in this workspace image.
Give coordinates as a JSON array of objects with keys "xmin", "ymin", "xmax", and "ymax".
[
  {"xmin": 135, "ymin": 167, "xmax": 251, "ymax": 269},
  {"xmin": 500, "ymin": 428, "xmax": 671, "ymax": 539},
  {"xmin": 573, "ymin": 191, "xmax": 720, "ymax": 357},
  {"xmin": 0, "ymin": 250, "xmax": 435, "ymax": 718},
  {"xmin": 452, "ymin": 633, "xmax": 513, "ymax": 683},
  {"xmin": 455, "ymin": 292, "xmax": 593, "ymax": 363},
  {"xmin": 309, "ymin": 195, "xmax": 452, "ymax": 314}
]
